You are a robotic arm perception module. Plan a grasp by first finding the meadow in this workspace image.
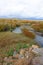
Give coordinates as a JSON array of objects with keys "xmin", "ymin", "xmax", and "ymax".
[{"xmin": 0, "ymin": 19, "xmax": 43, "ymax": 58}]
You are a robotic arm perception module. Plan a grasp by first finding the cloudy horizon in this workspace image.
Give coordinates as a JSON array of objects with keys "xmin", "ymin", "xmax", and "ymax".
[{"xmin": 0, "ymin": 0, "xmax": 43, "ymax": 19}]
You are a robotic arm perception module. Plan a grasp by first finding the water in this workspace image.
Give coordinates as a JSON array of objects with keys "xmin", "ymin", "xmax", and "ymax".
[
  {"xmin": 13, "ymin": 27, "xmax": 22, "ymax": 33},
  {"xmin": 35, "ymin": 35, "xmax": 43, "ymax": 47},
  {"xmin": 13, "ymin": 27, "xmax": 43, "ymax": 47}
]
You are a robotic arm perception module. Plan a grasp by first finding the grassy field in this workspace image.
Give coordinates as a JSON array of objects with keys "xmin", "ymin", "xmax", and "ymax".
[
  {"xmin": 0, "ymin": 31, "xmax": 37, "ymax": 57},
  {"xmin": 0, "ymin": 19, "xmax": 42, "ymax": 58}
]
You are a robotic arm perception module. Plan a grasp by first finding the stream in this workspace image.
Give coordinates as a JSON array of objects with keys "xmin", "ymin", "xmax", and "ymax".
[
  {"xmin": 13, "ymin": 27, "xmax": 22, "ymax": 33},
  {"xmin": 34, "ymin": 35, "xmax": 43, "ymax": 47},
  {"xmin": 13, "ymin": 27, "xmax": 43, "ymax": 47}
]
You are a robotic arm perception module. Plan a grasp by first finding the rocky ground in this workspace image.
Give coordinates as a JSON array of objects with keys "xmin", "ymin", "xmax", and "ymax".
[{"xmin": 0, "ymin": 45, "xmax": 43, "ymax": 65}]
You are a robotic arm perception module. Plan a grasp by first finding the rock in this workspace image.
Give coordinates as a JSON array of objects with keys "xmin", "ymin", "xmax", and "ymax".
[
  {"xmin": 13, "ymin": 53, "xmax": 24, "ymax": 59},
  {"xmin": 15, "ymin": 53, "xmax": 34, "ymax": 65},
  {"xmin": 12, "ymin": 59, "xmax": 17, "ymax": 62},
  {"xmin": 4, "ymin": 57, "xmax": 8, "ymax": 62},
  {"xmin": 29, "ymin": 47, "xmax": 33, "ymax": 52},
  {"xmin": 25, "ymin": 51, "xmax": 29, "ymax": 58},
  {"xmin": 32, "ymin": 57, "xmax": 43, "ymax": 65},
  {"xmin": 14, "ymin": 58, "xmax": 29, "ymax": 65},
  {"xmin": 20, "ymin": 49, "xmax": 25, "ymax": 55},
  {"xmin": 19, "ymin": 54, "xmax": 24, "ymax": 59},
  {"xmin": 25, "ymin": 48, "xmax": 29, "ymax": 51},
  {"xmin": 32, "ymin": 45, "xmax": 39, "ymax": 49},
  {"xmin": 32, "ymin": 48, "xmax": 39, "ymax": 54},
  {"xmin": 32, "ymin": 48, "xmax": 43, "ymax": 56},
  {"xmin": 13, "ymin": 51, "xmax": 17, "ymax": 57},
  {"xmin": 14, "ymin": 51, "xmax": 34, "ymax": 65},
  {"xmin": 32, "ymin": 48, "xmax": 43, "ymax": 65},
  {"xmin": 29, "ymin": 45, "xmax": 39, "ymax": 53},
  {"xmin": 13, "ymin": 54, "xmax": 19, "ymax": 59},
  {"xmin": 4, "ymin": 56, "xmax": 13, "ymax": 63}
]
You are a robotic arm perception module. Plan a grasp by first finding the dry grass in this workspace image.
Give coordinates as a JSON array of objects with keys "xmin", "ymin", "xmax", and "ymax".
[
  {"xmin": 22, "ymin": 28, "xmax": 35, "ymax": 39},
  {"xmin": 0, "ymin": 19, "xmax": 41, "ymax": 58},
  {"xmin": 0, "ymin": 32, "xmax": 37, "ymax": 58},
  {"xmin": 32, "ymin": 22, "xmax": 43, "ymax": 32}
]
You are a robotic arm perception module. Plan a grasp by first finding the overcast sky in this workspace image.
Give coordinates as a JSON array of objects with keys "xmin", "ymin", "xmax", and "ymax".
[{"xmin": 0, "ymin": 0, "xmax": 43, "ymax": 18}]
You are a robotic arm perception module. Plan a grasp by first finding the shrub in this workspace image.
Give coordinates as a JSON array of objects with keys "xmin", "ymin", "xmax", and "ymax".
[
  {"xmin": 22, "ymin": 28, "xmax": 35, "ymax": 39},
  {"xmin": 0, "ymin": 24, "xmax": 10, "ymax": 31},
  {"xmin": 0, "ymin": 23, "xmax": 16, "ymax": 32},
  {"xmin": 32, "ymin": 23, "xmax": 43, "ymax": 33},
  {"xmin": 16, "ymin": 43, "xmax": 29, "ymax": 52},
  {"xmin": 7, "ymin": 48, "xmax": 14, "ymax": 56}
]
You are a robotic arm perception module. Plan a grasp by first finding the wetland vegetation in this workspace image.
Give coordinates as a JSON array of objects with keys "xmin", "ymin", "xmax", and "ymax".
[{"xmin": 0, "ymin": 19, "xmax": 43, "ymax": 65}]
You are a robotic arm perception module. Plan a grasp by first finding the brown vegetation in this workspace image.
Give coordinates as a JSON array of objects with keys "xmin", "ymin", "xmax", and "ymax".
[
  {"xmin": 32, "ymin": 22, "xmax": 43, "ymax": 32},
  {"xmin": 22, "ymin": 28, "xmax": 35, "ymax": 39}
]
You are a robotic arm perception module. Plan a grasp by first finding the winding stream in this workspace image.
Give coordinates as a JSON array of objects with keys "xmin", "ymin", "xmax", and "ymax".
[
  {"xmin": 13, "ymin": 27, "xmax": 22, "ymax": 33},
  {"xmin": 13, "ymin": 27, "xmax": 43, "ymax": 47},
  {"xmin": 34, "ymin": 35, "xmax": 43, "ymax": 47}
]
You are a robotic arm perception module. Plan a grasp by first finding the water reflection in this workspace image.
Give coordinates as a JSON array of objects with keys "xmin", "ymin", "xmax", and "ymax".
[{"xmin": 13, "ymin": 27, "xmax": 22, "ymax": 33}]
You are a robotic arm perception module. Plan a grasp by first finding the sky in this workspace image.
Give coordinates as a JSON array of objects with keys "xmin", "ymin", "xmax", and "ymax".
[{"xmin": 0, "ymin": 0, "xmax": 43, "ymax": 18}]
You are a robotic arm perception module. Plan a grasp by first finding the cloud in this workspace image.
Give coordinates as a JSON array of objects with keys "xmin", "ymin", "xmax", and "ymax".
[{"xmin": 0, "ymin": 0, "xmax": 43, "ymax": 18}]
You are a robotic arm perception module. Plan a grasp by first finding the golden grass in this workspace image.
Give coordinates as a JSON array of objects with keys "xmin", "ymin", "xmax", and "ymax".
[
  {"xmin": 0, "ymin": 19, "xmax": 42, "ymax": 58},
  {"xmin": 32, "ymin": 22, "xmax": 43, "ymax": 32},
  {"xmin": 0, "ymin": 32, "xmax": 37, "ymax": 58}
]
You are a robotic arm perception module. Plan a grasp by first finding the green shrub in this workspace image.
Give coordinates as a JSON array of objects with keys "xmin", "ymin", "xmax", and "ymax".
[
  {"xmin": 7, "ymin": 48, "xmax": 14, "ymax": 56},
  {"xmin": 22, "ymin": 44, "xmax": 29, "ymax": 48},
  {"xmin": 0, "ymin": 22, "xmax": 16, "ymax": 32},
  {"xmin": 16, "ymin": 43, "xmax": 29, "ymax": 52},
  {"xmin": 16, "ymin": 43, "xmax": 21, "ymax": 52},
  {"xmin": 0, "ymin": 24, "xmax": 10, "ymax": 31}
]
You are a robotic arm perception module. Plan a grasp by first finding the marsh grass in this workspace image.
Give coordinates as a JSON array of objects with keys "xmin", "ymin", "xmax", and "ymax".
[
  {"xmin": 6, "ymin": 47, "xmax": 14, "ymax": 56},
  {"xmin": 0, "ymin": 32, "xmax": 37, "ymax": 57},
  {"xmin": 16, "ymin": 43, "xmax": 29, "ymax": 52}
]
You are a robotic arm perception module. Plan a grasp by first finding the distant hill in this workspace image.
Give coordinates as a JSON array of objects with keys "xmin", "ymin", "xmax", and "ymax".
[{"xmin": 0, "ymin": 15, "xmax": 43, "ymax": 21}]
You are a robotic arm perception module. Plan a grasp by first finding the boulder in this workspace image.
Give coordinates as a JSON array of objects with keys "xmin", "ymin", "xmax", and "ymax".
[
  {"xmin": 32, "ymin": 48, "xmax": 43, "ymax": 56},
  {"xmin": 32, "ymin": 57, "xmax": 43, "ymax": 65},
  {"xmin": 13, "ymin": 54, "xmax": 19, "ymax": 59},
  {"xmin": 32, "ymin": 45, "xmax": 39, "ymax": 49},
  {"xmin": 20, "ymin": 49, "xmax": 25, "ymax": 55},
  {"xmin": 4, "ymin": 56, "xmax": 13, "ymax": 63},
  {"xmin": 14, "ymin": 58, "xmax": 30, "ymax": 65},
  {"xmin": 32, "ymin": 48, "xmax": 43, "ymax": 65}
]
